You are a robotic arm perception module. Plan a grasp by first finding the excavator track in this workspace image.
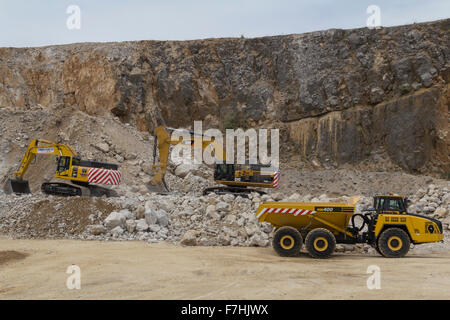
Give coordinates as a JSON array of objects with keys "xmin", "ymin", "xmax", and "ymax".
[
  {"xmin": 203, "ymin": 186, "xmax": 266, "ymax": 197},
  {"xmin": 41, "ymin": 182, "xmax": 82, "ymax": 197}
]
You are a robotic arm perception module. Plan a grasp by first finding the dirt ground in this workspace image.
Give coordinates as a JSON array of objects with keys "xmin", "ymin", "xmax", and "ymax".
[{"xmin": 1, "ymin": 238, "xmax": 449, "ymax": 300}]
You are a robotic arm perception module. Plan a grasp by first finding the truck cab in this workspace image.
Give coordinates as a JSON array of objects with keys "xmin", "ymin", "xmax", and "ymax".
[{"xmin": 373, "ymin": 195, "xmax": 410, "ymax": 214}]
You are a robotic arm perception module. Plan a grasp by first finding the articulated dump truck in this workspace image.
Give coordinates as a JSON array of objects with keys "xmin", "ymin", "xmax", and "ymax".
[{"xmin": 256, "ymin": 195, "xmax": 443, "ymax": 259}]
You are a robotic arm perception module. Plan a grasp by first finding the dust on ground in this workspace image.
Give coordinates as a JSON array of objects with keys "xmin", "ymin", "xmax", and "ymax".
[
  {"xmin": 0, "ymin": 250, "xmax": 28, "ymax": 265},
  {"xmin": 0, "ymin": 238, "xmax": 449, "ymax": 300}
]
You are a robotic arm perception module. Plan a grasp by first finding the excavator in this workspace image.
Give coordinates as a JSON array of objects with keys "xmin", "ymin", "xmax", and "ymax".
[
  {"xmin": 149, "ymin": 126, "xmax": 279, "ymax": 196},
  {"xmin": 3, "ymin": 139, "xmax": 121, "ymax": 197}
]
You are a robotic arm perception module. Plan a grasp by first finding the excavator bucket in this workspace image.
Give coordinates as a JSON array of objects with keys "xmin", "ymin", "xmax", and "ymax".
[
  {"xmin": 4, "ymin": 179, "xmax": 31, "ymax": 195},
  {"xmin": 146, "ymin": 184, "xmax": 167, "ymax": 193},
  {"xmin": 146, "ymin": 166, "xmax": 170, "ymax": 194},
  {"xmin": 146, "ymin": 177, "xmax": 170, "ymax": 194},
  {"xmin": 147, "ymin": 181, "xmax": 169, "ymax": 194}
]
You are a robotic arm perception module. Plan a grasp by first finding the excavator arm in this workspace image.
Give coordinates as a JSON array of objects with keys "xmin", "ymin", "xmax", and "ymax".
[
  {"xmin": 13, "ymin": 139, "xmax": 77, "ymax": 180},
  {"xmin": 150, "ymin": 126, "xmax": 227, "ymax": 192}
]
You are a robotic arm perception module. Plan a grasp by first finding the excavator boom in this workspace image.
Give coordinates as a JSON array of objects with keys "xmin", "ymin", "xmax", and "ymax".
[{"xmin": 149, "ymin": 126, "xmax": 227, "ymax": 192}]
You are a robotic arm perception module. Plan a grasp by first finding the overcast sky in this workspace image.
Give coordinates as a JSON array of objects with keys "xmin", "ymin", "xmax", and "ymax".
[{"xmin": 0, "ymin": 0, "xmax": 448, "ymax": 47}]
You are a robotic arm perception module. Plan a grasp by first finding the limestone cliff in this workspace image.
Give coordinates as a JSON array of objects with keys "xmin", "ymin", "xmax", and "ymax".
[{"xmin": 0, "ymin": 19, "xmax": 448, "ymax": 175}]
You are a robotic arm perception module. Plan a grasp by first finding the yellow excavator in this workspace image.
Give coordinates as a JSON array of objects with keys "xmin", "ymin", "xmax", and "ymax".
[
  {"xmin": 3, "ymin": 139, "xmax": 121, "ymax": 197},
  {"xmin": 149, "ymin": 126, "xmax": 279, "ymax": 196}
]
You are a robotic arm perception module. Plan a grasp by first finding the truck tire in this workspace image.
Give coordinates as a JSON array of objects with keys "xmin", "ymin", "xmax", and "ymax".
[
  {"xmin": 305, "ymin": 228, "xmax": 336, "ymax": 259},
  {"xmin": 272, "ymin": 226, "xmax": 303, "ymax": 257},
  {"xmin": 377, "ymin": 228, "xmax": 410, "ymax": 258}
]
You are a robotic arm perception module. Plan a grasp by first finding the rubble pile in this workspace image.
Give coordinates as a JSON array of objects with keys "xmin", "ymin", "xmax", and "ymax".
[{"xmin": 1, "ymin": 178, "xmax": 448, "ymax": 253}]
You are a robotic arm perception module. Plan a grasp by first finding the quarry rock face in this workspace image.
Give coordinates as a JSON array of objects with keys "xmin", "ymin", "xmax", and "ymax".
[
  {"xmin": 287, "ymin": 87, "xmax": 448, "ymax": 172},
  {"xmin": 0, "ymin": 19, "xmax": 448, "ymax": 175}
]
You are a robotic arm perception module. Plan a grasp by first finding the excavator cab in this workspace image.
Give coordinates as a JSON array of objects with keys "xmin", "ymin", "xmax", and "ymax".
[
  {"xmin": 214, "ymin": 164, "xmax": 235, "ymax": 182},
  {"xmin": 57, "ymin": 156, "xmax": 71, "ymax": 173}
]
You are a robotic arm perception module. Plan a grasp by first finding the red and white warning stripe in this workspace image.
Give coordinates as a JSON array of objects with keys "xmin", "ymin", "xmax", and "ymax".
[
  {"xmin": 257, "ymin": 207, "xmax": 316, "ymax": 219},
  {"xmin": 88, "ymin": 168, "xmax": 122, "ymax": 185},
  {"xmin": 272, "ymin": 171, "xmax": 280, "ymax": 188}
]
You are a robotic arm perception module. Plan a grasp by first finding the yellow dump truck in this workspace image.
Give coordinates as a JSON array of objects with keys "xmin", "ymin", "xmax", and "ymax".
[{"xmin": 256, "ymin": 195, "xmax": 443, "ymax": 259}]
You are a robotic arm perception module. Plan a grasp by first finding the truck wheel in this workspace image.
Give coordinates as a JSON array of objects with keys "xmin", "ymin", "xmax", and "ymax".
[
  {"xmin": 305, "ymin": 228, "xmax": 336, "ymax": 259},
  {"xmin": 272, "ymin": 226, "xmax": 303, "ymax": 257},
  {"xmin": 377, "ymin": 228, "xmax": 410, "ymax": 258}
]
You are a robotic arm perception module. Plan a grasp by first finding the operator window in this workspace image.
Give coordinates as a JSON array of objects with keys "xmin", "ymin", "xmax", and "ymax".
[
  {"xmin": 388, "ymin": 199, "xmax": 400, "ymax": 210},
  {"xmin": 57, "ymin": 157, "xmax": 70, "ymax": 173}
]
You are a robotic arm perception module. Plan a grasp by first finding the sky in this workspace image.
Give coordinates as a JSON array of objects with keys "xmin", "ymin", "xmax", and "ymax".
[{"xmin": 0, "ymin": 0, "xmax": 448, "ymax": 47}]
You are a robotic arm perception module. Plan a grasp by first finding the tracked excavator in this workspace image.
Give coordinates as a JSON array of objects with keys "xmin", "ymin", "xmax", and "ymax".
[
  {"xmin": 3, "ymin": 139, "xmax": 121, "ymax": 197},
  {"xmin": 149, "ymin": 126, "xmax": 279, "ymax": 196}
]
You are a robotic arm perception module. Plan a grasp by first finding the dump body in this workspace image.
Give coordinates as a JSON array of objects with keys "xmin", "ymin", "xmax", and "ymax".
[
  {"xmin": 256, "ymin": 201, "xmax": 356, "ymax": 234},
  {"xmin": 256, "ymin": 197, "xmax": 361, "ymax": 237}
]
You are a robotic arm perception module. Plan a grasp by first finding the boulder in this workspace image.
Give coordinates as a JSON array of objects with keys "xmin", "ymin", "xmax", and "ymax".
[
  {"xmin": 111, "ymin": 226, "xmax": 124, "ymax": 236},
  {"xmin": 125, "ymin": 219, "xmax": 136, "ymax": 233},
  {"xmin": 216, "ymin": 202, "xmax": 230, "ymax": 213},
  {"xmin": 87, "ymin": 224, "xmax": 107, "ymax": 235},
  {"xmin": 175, "ymin": 164, "xmax": 199, "ymax": 178},
  {"xmin": 96, "ymin": 142, "xmax": 110, "ymax": 153},
  {"xmin": 248, "ymin": 233, "xmax": 268, "ymax": 247},
  {"xmin": 136, "ymin": 219, "xmax": 149, "ymax": 232},
  {"xmin": 206, "ymin": 205, "xmax": 220, "ymax": 220},
  {"xmin": 245, "ymin": 225, "xmax": 257, "ymax": 237},
  {"xmin": 125, "ymin": 152, "xmax": 137, "ymax": 160},
  {"xmin": 119, "ymin": 209, "xmax": 134, "ymax": 220},
  {"xmin": 148, "ymin": 224, "xmax": 161, "ymax": 233},
  {"xmin": 341, "ymin": 244, "xmax": 355, "ymax": 252},
  {"xmin": 222, "ymin": 194, "xmax": 235, "ymax": 202},
  {"xmin": 104, "ymin": 211, "xmax": 126, "ymax": 229},
  {"xmin": 145, "ymin": 200, "xmax": 157, "ymax": 211},
  {"xmin": 434, "ymin": 207, "xmax": 448, "ymax": 218},
  {"xmin": 442, "ymin": 193, "xmax": 450, "ymax": 206},
  {"xmin": 136, "ymin": 205, "xmax": 145, "ymax": 219},
  {"xmin": 218, "ymin": 234, "xmax": 231, "ymax": 246},
  {"xmin": 155, "ymin": 209, "xmax": 169, "ymax": 227},
  {"xmin": 145, "ymin": 208, "xmax": 158, "ymax": 225},
  {"xmin": 180, "ymin": 230, "xmax": 199, "ymax": 246}
]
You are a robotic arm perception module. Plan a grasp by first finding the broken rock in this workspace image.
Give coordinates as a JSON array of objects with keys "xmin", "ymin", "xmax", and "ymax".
[
  {"xmin": 87, "ymin": 224, "xmax": 107, "ymax": 235},
  {"xmin": 180, "ymin": 230, "xmax": 198, "ymax": 246},
  {"xmin": 104, "ymin": 211, "xmax": 126, "ymax": 229}
]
